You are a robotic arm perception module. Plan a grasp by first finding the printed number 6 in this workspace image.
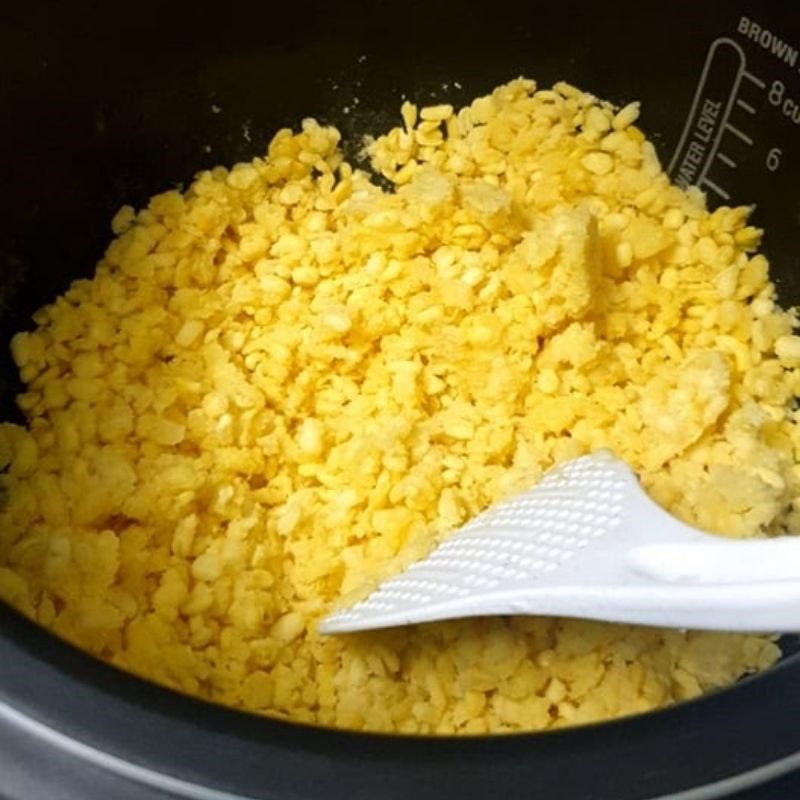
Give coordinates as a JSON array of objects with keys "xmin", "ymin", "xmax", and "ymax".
[{"xmin": 766, "ymin": 147, "xmax": 782, "ymax": 173}]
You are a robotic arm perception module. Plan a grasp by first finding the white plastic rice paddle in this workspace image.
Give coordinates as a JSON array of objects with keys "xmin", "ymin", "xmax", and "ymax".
[{"xmin": 319, "ymin": 450, "xmax": 800, "ymax": 634}]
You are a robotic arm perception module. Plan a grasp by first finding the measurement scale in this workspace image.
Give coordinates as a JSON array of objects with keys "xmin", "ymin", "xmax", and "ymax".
[
  {"xmin": 669, "ymin": 38, "xmax": 765, "ymax": 201},
  {"xmin": 668, "ymin": 25, "xmax": 798, "ymax": 206}
]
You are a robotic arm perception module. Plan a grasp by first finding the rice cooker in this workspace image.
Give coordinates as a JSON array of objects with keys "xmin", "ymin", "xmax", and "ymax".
[{"xmin": 1, "ymin": 1, "xmax": 799, "ymax": 797}]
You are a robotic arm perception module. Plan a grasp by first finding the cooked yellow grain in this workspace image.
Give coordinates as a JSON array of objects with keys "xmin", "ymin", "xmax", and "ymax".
[{"xmin": 0, "ymin": 78, "xmax": 793, "ymax": 735}]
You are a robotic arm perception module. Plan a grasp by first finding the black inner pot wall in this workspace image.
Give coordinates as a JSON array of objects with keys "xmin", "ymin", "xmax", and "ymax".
[{"xmin": 1, "ymin": 1, "xmax": 799, "ymax": 798}]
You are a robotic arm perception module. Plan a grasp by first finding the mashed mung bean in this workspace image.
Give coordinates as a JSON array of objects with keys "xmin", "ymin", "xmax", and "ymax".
[{"xmin": 0, "ymin": 78, "xmax": 796, "ymax": 733}]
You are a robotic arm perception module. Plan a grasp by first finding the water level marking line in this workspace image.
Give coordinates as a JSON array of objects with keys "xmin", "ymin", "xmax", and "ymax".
[
  {"xmin": 700, "ymin": 177, "xmax": 731, "ymax": 200},
  {"xmin": 725, "ymin": 123, "xmax": 754, "ymax": 145},
  {"xmin": 716, "ymin": 152, "xmax": 737, "ymax": 168}
]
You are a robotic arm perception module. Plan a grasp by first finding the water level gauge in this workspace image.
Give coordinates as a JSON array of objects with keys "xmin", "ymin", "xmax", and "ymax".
[
  {"xmin": 667, "ymin": 17, "xmax": 799, "ymax": 291},
  {"xmin": 669, "ymin": 38, "xmax": 766, "ymax": 202}
]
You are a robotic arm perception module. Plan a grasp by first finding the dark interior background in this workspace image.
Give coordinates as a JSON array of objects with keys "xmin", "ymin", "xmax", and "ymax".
[{"xmin": 1, "ymin": 0, "xmax": 797, "ymax": 424}]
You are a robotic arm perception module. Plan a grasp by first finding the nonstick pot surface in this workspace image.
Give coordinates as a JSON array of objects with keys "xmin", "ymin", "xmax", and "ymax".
[
  {"xmin": 2, "ymin": 602, "xmax": 800, "ymax": 800},
  {"xmin": 1, "ymin": 1, "xmax": 799, "ymax": 798}
]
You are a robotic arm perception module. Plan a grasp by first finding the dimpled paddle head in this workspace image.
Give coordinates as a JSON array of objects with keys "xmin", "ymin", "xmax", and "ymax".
[
  {"xmin": 319, "ymin": 452, "xmax": 800, "ymax": 635},
  {"xmin": 319, "ymin": 451, "xmax": 633, "ymax": 633}
]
